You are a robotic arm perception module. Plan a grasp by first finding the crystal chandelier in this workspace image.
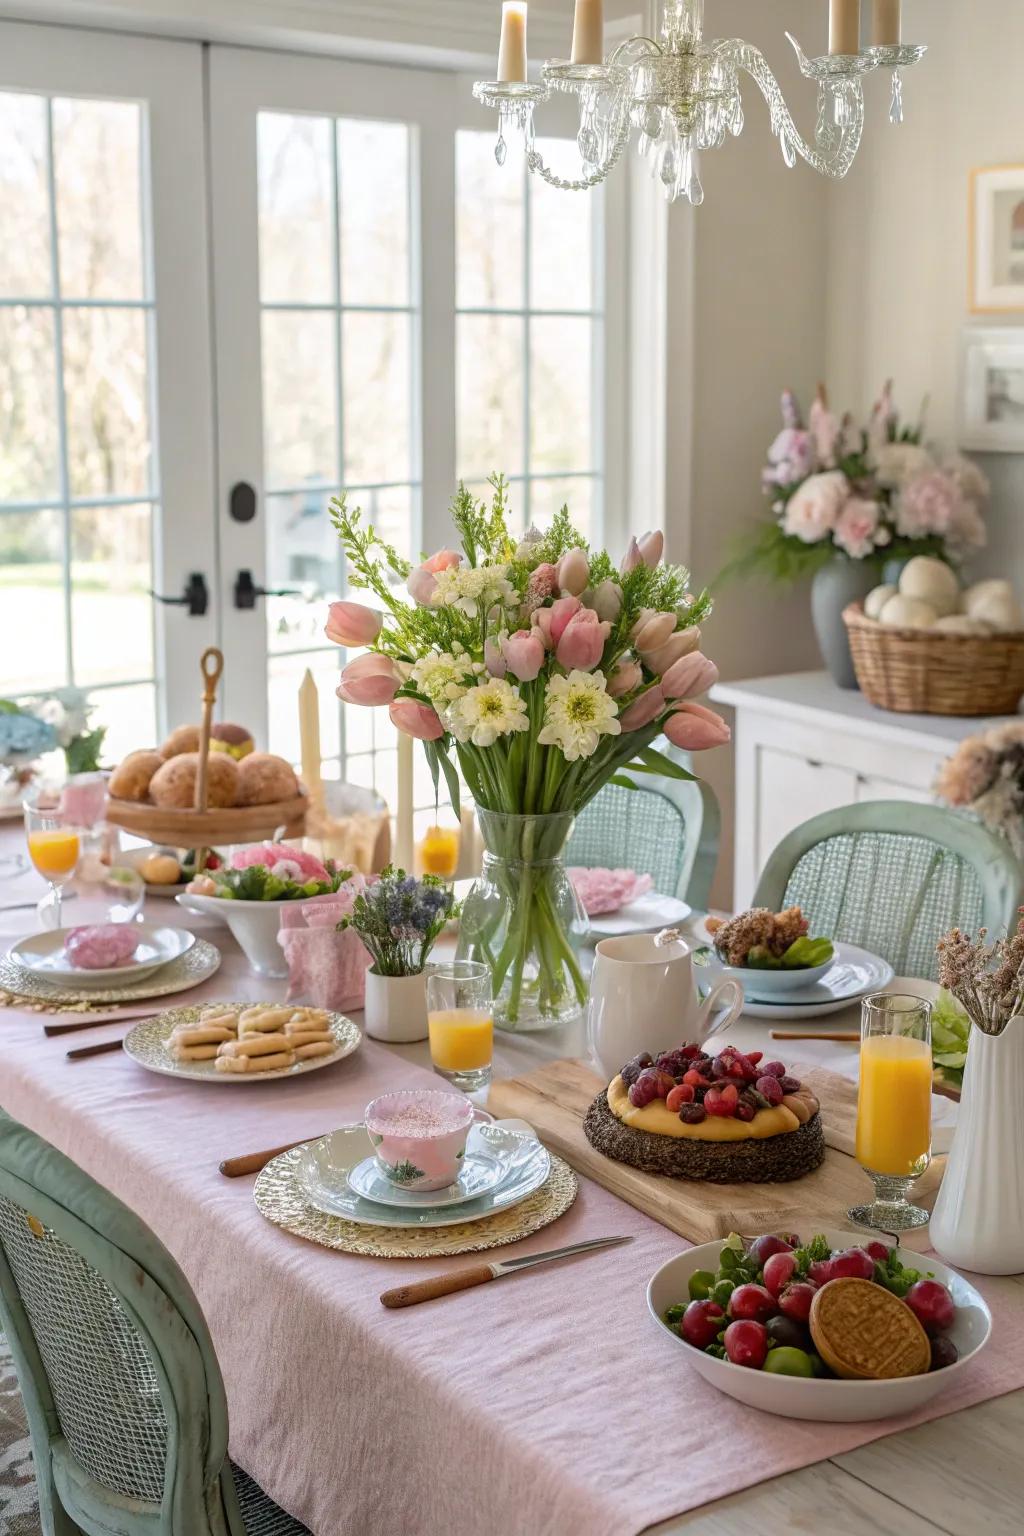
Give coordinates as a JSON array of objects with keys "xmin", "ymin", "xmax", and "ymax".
[{"xmin": 473, "ymin": 0, "xmax": 926, "ymax": 204}]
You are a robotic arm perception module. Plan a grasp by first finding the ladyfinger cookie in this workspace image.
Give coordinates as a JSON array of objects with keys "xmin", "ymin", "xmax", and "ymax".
[
  {"xmin": 293, "ymin": 1040, "xmax": 336, "ymax": 1060},
  {"xmin": 283, "ymin": 1030, "xmax": 333, "ymax": 1048},
  {"xmin": 170, "ymin": 1025, "xmax": 235, "ymax": 1046},
  {"xmin": 169, "ymin": 1042, "xmax": 220, "ymax": 1061},
  {"xmin": 198, "ymin": 1008, "xmax": 240, "ymax": 1030},
  {"xmin": 214, "ymin": 1050, "xmax": 294, "ymax": 1074},
  {"xmin": 286, "ymin": 1007, "xmax": 330, "ymax": 1029},
  {"xmin": 238, "ymin": 1006, "xmax": 295, "ymax": 1035},
  {"xmin": 217, "ymin": 1032, "xmax": 291, "ymax": 1058}
]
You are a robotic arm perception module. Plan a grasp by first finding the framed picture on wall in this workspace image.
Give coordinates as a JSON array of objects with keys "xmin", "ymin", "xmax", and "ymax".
[
  {"xmin": 970, "ymin": 165, "xmax": 1024, "ymax": 313},
  {"xmin": 960, "ymin": 328, "xmax": 1024, "ymax": 452}
]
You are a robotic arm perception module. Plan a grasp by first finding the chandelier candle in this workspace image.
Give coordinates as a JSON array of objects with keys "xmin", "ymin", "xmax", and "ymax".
[
  {"xmin": 871, "ymin": 0, "xmax": 901, "ymax": 46},
  {"xmin": 829, "ymin": 0, "xmax": 861, "ymax": 55},
  {"xmin": 571, "ymin": 0, "xmax": 604, "ymax": 66},
  {"xmin": 497, "ymin": 1, "xmax": 528, "ymax": 83}
]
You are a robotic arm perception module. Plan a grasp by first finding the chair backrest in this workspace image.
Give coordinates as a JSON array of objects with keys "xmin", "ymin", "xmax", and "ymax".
[
  {"xmin": 753, "ymin": 801, "xmax": 1024, "ymax": 981},
  {"xmin": 0, "ymin": 1110, "xmax": 234, "ymax": 1534},
  {"xmin": 566, "ymin": 741, "xmax": 721, "ymax": 908}
]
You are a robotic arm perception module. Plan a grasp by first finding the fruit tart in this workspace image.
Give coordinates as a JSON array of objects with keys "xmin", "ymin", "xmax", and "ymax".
[{"xmin": 583, "ymin": 1043, "xmax": 824, "ymax": 1183}]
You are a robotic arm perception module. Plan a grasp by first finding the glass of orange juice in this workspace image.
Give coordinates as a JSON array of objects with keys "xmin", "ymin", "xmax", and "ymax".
[
  {"xmin": 24, "ymin": 796, "xmax": 81, "ymax": 929},
  {"xmin": 418, "ymin": 824, "xmax": 460, "ymax": 879},
  {"xmin": 427, "ymin": 960, "xmax": 493, "ymax": 1093},
  {"xmin": 850, "ymin": 993, "xmax": 933, "ymax": 1232}
]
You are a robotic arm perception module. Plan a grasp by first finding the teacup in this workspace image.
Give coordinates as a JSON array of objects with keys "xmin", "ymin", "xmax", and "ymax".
[{"xmin": 365, "ymin": 1089, "xmax": 477, "ymax": 1192}]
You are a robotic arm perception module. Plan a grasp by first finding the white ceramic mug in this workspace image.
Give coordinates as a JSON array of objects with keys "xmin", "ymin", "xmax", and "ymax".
[{"xmin": 587, "ymin": 932, "xmax": 744, "ymax": 1081}]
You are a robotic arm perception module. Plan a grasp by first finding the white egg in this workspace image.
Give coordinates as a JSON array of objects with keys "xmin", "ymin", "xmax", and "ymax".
[
  {"xmin": 879, "ymin": 594, "xmax": 939, "ymax": 629},
  {"xmin": 864, "ymin": 584, "xmax": 898, "ymax": 621},
  {"xmin": 898, "ymin": 556, "xmax": 960, "ymax": 617},
  {"xmin": 963, "ymin": 579, "xmax": 1016, "ymax": 619},
  {"xmin": 969, "ymin": 595, "xmax": 1023, "ymax": 632},
  {"xmin": 933, "ymin": 614, "xmax": 994, "ymax": 636}
]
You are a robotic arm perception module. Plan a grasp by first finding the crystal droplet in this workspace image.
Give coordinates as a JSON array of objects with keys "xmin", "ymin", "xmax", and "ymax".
[
  {"xmin": 890, "ymin": 69, "xmax": 904, "ymax": 126},
  {"xmin": 577, "ymin": 125, "xmax": 599, "ymax": 164},
  {"xmin": 494, "ymin": 132, "xmax": 507, "ymax": 167},
  {"xmin": 644, "ymin": 106, "xmax": 663, "ymax": 139},
  {"xmin": 688, "ymin": 165, "xmax": 705, "ymax": 206},
  {"xmin": 731, "ymin": 98, "xmax": 744, "ymax": 137},
  {"xmin": 660, "ymin": 150, "xmax": 677, "ymax": 188}
]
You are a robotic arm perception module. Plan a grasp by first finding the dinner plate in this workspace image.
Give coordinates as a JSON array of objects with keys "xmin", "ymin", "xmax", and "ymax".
[
  {"xmin": 8, "ymin": 923, "xmax": 195, "ymax": 987},
  {"xmin": 123, "ymin": 1003, "xmax": 361, "ymax": 1083},
  {"xmin": 0, "ymin": 935, "xmax": 221, "ymax": 1005},
  {"xmin": 701, "ymin": 943, "xmax": 894, "ymax": 1019},
  {"xmin": 648, "ymin": 1228, "xmax": 991, "ymax": 1422},
  {"xmin": 298, "ymin": 1122, "xmax": 551, "ymax": 1228},
  {"xmin": 585, "ymin": 893, "xmax": 692, "ymax": 939},
  {"xmin": 347, "ymin": 1149, "xmax": 503, "ymax": 1209}
]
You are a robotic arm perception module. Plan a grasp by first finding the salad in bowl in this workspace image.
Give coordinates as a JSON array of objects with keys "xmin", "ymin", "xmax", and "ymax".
[{"xmin": 704, "ymin": 906, "xmax": 835, "ymax": 995}]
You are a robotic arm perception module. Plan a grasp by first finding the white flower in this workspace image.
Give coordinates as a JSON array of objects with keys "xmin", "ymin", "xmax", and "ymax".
[
  {"xmin": 782, "ymin": 471, "xmax": 849, "ymax": 544},
  {"xmin": 432, "ymin": 563, "xmax": 518, "ymax": 616},
  {"xmin": 410, "ymin": 650, "xmax": 473, "ymax": 707},
  {"xmin": 538, "ymin": 671, "xmax": 621, "ymax": 762},
  {"xmin": 872, "ymin": 441, "xmax": 933, "ymax": 488},
  {"xmin": 447, "ymin": 678, "xmax": 529, "ymax": 747},
  {"xmin": 942, "ymin": 452, "xmax": 991, "ymax": 506}
]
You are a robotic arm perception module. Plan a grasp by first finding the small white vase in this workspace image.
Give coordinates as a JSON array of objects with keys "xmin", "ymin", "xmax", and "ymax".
[
  {"xmin": 929, "ymin": 1015, "xmax": 1024, "ymax": 1275},
  {"xmin": 363, "ymin": 969, "xmax": 429, "ymax": 1043}
]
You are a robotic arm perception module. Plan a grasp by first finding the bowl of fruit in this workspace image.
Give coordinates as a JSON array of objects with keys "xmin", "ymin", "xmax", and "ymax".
[
  {"xmin": 648, "ymin": 1229, "xmax": 991, "ymax": 1421},
  {"xmin": 703, "ymin": 907, "xmax": 835, "ymax": 997}
]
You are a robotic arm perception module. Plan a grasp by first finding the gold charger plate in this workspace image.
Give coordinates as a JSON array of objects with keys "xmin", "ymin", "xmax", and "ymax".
[
  {"xmin": 0, "ymin": 937, "xmax": 221, "ymax": 1007},
  {"xmin": 253, "ymin": 1144, "xmax": 578, "ymax": 1258},
  {"xmin": 124, "ymin": 1003, "xmax": 361, "ymax": 1083}
]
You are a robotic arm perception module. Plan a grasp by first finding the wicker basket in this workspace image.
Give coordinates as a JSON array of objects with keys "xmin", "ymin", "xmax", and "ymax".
[{"xmin": 843, "ymin": 604, "xmax": 1024, "ymax": 716}]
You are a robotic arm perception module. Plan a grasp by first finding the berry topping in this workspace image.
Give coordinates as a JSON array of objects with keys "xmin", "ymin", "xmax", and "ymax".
[
  {"xmin": 761, "ymin": 1061, "xmax": 787, "ymax": 1078},
  {"xmin": 678, "ymin": 1103, "xmax": 707, "ymax": 1124},
  {"xmin": 665, "ymin": 1083, "xmax": 695, "ymax": 1112},
  {"xmin": 755, "ymin": 1075, "xmax": 784, "ymax": 1107},
  {"xmin": 779, "ymin": 1075, "xmax": 802, "ymax": 1094},
  {"xmin": 628, "ymin": 1068, "xmax": 674, "ymax": 1107},
  {"xmin": 620, "ymin": 1052, "xmax": 653, "ymax": 1087}
]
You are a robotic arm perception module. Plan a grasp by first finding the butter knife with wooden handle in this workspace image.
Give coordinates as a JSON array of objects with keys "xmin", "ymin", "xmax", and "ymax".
[
  {"xmin": 379, "ymin": 1235, "xmax": 633, "ymax": 1309},
  {"xmin": 219, "ymin": 1136, "xmax": 329, "ymax": 1179}
]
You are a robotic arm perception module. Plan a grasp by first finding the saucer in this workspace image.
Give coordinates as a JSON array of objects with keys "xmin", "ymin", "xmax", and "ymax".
[
  {"xmin": 7, "ymin": 924, "xmax": 195, "ymax": 987},
  {"xmin": 347, "ymin": 1150, "xmax": 503, "ymax": 1209}
]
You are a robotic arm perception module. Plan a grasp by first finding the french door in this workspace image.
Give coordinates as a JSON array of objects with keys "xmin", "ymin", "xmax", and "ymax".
[{"xmin": 0, "ymin": 21, "xmax": 218, "ymax": 752}]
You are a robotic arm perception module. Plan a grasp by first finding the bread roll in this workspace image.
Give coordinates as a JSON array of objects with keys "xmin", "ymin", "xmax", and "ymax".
[
  {"xmin": 234, "ymin": 753, "xmax": 300, "ymax": 807},
  {"xmin": 109, "ymin": 750, "xmax": 164, "ymax": 802},
  {"xmin": 160, "ymin": 724, "xmax": 201, "ymax": 759},
  {"xmin": 149, "ymin": 752, "xmax": 239, "ymax": 810}
]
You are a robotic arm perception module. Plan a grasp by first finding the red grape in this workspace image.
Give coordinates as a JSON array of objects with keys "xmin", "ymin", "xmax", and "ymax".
[
  {"xmin": 829, "ymin": 1248, "xmax": 876, "ymax": 1282},
  {"xmin": 628, "ymin": 1068, "xmax": 675, "ymax": 1107},
  {"xmin": 779, "ymin": 1075, "xmax": 802, "ymax": 1094},
  {"xmin": 779, "ymin": 1282, "xmax": 817, "ymax": 1323},
  {"xmin": 929, "ymin": 1336, "xmax": 959, "ymax": 1371},
  {"xmin": 808, "ymin": 1259, "xmax": 833, "ymax": 1287},
  {"xmin": 678, "ymin": 1103, "xmax": 707, "ymax": 1124},
  {"xmin": 767, "ymin": 1314, "xmax": 811, "ymax": 1351},
  {"xmin": 748, "ymin": 1233, "xmax": 794, "ymax": 1268},
  {"xmin": 763, "ymin": 1251, "xmax": 798, "ymax": 1298},
  {"xmin": 724, "ymin": 1319, "xmax": 768, "ymax": 1369},
  {"xmin": 620, "ymin": 1052, "xmax": 653, "ymax": 1087},
  {"xmin": 864, "ymin": 1241, "xmax": 890, "ymax": 1264},
  {"xmin": 728, "ymin": 1284, "xmax": 776, "ymax": 1323},
  {"xmin": 681, "ymin": 1299, "xmax": 725, "ymax": 1349},
  {"xmin": 666, "ymin": 1083, "xmax": 696, "ymax": 1112},
  {"xmin": 755, "ymin": 1075, "xmax": 784, "ymax": 1107},
  {"xmin": 905, "ymin": 1280, "xmax": 955, "ymax": 1335},
  {"xmin": 761, "ymin": 1061, "xmax": 787, "ymax": 1078}
]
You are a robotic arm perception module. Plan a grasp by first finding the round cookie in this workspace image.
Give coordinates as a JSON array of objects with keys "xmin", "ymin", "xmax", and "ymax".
[
  {"xmin": 149, "ymin": 752, "xmax": 239, "ymax": 810},
  {"xmin": 810, "ymin": 1278, "xmax": 931, "ymax": 1379}
]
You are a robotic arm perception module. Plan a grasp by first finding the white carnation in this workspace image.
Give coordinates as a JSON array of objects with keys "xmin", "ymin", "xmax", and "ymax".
[
  {"xmin": 537, "ymin": 671, "xmax": 621, "ymax": 762},
  {"xmin": 447, "ymin": 678, "xmax": 529, "ymax": 747}
]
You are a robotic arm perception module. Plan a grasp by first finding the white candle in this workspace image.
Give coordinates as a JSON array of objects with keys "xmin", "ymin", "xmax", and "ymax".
[
  {"xmin": 395, "ymin": 731, "xmax": 415, "ymax": 873},
  {"xmin": 871, "ymin": 0, "xmax": 901, "ymax": 45},
  {"xmin": 829, "ymin": 0, "xmax": 861, "ymax": 55},
  {"xmin": 497, "ymin": 1, "xmax": 528, "ymax": 83},
  {"xmin": 297, "ymin": 668, "xmax": 324, "ymax": 813},
  {"xmin": 571, "ymin": 0, "xmax": 604, "ymax": 66}
]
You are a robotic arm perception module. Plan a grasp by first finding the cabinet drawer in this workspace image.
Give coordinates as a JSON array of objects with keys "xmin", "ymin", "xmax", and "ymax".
[
  {"xmin": 855, "ymin": 773, "xmax": 934, "ymax": 806},
  {"xmin": 756, "ymin": 747, "xmax": 858, "ymax": 872}
]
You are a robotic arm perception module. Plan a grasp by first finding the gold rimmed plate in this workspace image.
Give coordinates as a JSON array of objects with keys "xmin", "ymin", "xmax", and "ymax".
[
  {"xmin": 123, "ymin": 1002, "xmax": 361, "ymax": 1083},
  {"xmin": 0, "ymin": 937, "xmax": 221, "ymax": 1006}
]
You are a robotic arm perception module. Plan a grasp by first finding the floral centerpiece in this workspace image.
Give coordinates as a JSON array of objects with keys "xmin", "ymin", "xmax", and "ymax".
[
  {"xmin": 338, "ymin": 867, "xmax": 455, "ymax": 978},
  {"xmin": 0, "ymin": 701, "xmax": 57, "ymax": 807},
  {"xmin": 327, "ymin": 476, "xmax": 728, "ymax": 1031},
  {"xmin": 27, "ymin": 687, "xmax": 107, "ymax": 775},
  {"xmin": 935, "ymin": 723, "xmax": 1024, "ymax": 863},
  {"xmin": 187, "ymin": 843, "xmax": 354, "ymax": 900}
]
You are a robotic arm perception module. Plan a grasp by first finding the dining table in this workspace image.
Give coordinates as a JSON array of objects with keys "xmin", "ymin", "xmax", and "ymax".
[{"xmin": 1, "ymin": 834, "xmax": 1022, "ymax": 1536}]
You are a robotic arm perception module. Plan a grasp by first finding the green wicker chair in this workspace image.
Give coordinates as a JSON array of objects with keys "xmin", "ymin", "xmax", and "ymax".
[
  {"xmin": 753, "ymin": 801, "xmax": 1024, "ymax": 981},
  {"xmin": 0, "ymin": 1110, "xmax": 309, "ymax": 1536},
  {"xmin": 566, "ymin": 741, "xmax": 721, "ymax": 909}
]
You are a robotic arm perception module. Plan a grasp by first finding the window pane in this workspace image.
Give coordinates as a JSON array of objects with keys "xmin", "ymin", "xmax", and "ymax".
[
  {"xmin": 92, "ymin": 683, "xmax": 157, "ymax": 761},
  {"xmin": 265, "ymin": 488, "xmax": 341, "ymax": 654},
  {"xmin": 0, "ymin": 509, "xmax": 65, "ymax": 694},
  {"xmin": 530, "ymin": 316, "xmax": 593, "ymax": 473},
  {"xmin": 258, "ymin": 113, "xmax": 335, "ymax": 305},
  {"xmin": 262, "ymin": 310, "xmax": 338, "ymax": 490},
  {"xmin": 53, "ymin": 98, "xmax": 144, "ymax": 301},
  {"xmin": 361, "ymin": 482, "xmax": 415, "ymax": 572},
  {"xmin": 529, "ymin": 140, "xmax": 594, "ymax": 311},
  {"xmin": 0, "ymin": 93, "xmax": 50, "ymax": 299},
  {"xmin": 338, "ymin": 120, "xmax": 410, "ymax": 307},
  {"xmin": 71, "ymin": 503, "xmax": 153, "ymax": 686},
  {"xmin": 63, "ymin": 306, "xmax": 151, "ymax": 498},
  {"xmin": 343, "ymin": 701, "xmax": 373, "ymax": 755},
  {"xmin": 456, "ymin": 314, "xmax": 524, "ymax": 479},
  {"xmin": 342, "ymin": 311, "xmax": 411, "ymax": 485},
  {"xmin": 456, "ymin": 129, "xmax": 524, "ymax": 309},
  {"xmin": 269, "ymin": 650, "xmax": 342, "ymax": 766},
  {"xmin": 529, "ymin": 476, "xmax": 595, "ymax": 539},
  {"xmin": 0, "ymin": 307, "xmax": 59, "ymax": 501}
]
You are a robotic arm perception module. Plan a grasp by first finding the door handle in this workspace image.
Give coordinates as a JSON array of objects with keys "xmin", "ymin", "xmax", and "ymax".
[
  {"xmin": 150, "ymin": 573, "xmax": 209, "ymax": 616},
  {"xmin": 233, "ymin": 569, "xmax": 300, "ymax": 610}
]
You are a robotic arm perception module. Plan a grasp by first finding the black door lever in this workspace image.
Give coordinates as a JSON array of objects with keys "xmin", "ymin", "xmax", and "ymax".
[
  {"xmin": 233, "ymin": 569, "xmax": 300, "ymax": 610},
  {"xmin": 150, "ymin": 573, "xmax": 209, "ymax": 616}
]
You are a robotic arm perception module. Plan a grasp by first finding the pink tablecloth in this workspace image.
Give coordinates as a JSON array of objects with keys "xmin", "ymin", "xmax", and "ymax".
[{"xmin": 2, "ymin": 957, "xmax": 1024, "ymax": 1534}]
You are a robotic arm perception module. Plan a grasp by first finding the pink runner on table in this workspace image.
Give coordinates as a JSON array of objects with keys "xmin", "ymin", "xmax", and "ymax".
[{"xmin": 1, "ymin": 983, "xmax": 1023, "ymax": 1536}]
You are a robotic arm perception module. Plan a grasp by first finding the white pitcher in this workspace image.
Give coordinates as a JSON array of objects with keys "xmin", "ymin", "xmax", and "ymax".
[{"xmin": 587, "ymin": 932, "xmax": 744, "ymax": 1081}]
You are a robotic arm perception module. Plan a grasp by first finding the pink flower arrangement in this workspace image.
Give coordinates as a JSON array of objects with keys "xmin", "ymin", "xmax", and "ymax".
[
  {"xmin": 230, "ymin": 844, "xmax": 331, "ymax": 884},
  {"xmin": 568, "ymin": 866, "xmax": 654, "ymax": 916}
]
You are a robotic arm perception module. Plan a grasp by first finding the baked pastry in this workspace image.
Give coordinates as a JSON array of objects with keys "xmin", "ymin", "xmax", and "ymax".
[
  {"xmin": 140, "ymin": 852, "xmax": 182, "ymax": 885},
  {"xmin": 810, "ymin": 1278, "xmax": 932, "ymax": 1379},
  {"xmin": 160, "ymin": 724, "xmax": 200, "ymax": 758},
  {"xmin": 210, "ymin": 722, "xmax": 255, "ymax": 760},
  {"xmin": 109, "ymin": 750, "xmax": 164, "ymax": 802},
  {"xmin": 149, "ymin": 752, "xmax": 239, "ymax": 810},
  {"xmin": 584, "ymin": 1042, "xmax": 824, "ymax": 1184},
  {"xmin": 234, "ymin": 752, "xmax": 299, "ymax": 806}
]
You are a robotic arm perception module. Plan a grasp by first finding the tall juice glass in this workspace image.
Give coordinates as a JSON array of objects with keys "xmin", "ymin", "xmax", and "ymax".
[
  {"xmin": 24, "ymin": 798, "xmax": 80, "ymax": 929},
  {"xmin": 851, "ymin": 992, "xmax": 933, "ymax": 1232},
  {"xmin": 427, "ymin": 960, "xmax": 493, "ymax": 1094}
]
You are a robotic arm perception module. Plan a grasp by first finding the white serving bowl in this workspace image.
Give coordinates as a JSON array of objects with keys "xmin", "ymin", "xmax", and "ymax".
[
  {"xmin": 647, "ymin": 1227, "xmax": 991, "ymax": 1422},
  {"xmin": 176, "ymin": 893, "xmax": 287, "ymax": 977},
  {"xmin": 707, "ymin": 952, "xmax": 836, "ymax": 998}
]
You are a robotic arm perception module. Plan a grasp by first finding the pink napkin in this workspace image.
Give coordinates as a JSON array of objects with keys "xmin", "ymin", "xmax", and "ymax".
[
  {"xmin": 568, "ymin": 866, "xmax": 654, "ymax": 916},
  {"xmin": 277, "ymin": 885, "xmax": 371, "ymax": 1010}
]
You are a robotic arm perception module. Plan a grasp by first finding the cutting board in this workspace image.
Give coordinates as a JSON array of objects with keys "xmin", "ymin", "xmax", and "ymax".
[{"xmin": 488, "ymin": 1059, "xmax": 944, "ymax": 1249}]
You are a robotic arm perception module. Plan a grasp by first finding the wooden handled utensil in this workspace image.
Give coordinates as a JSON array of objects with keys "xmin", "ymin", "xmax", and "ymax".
[
  {"xmin": 66, "ymin": 1038, "xmax": 125, "ymax": 1061},
  {"xmin": 45, "ymin": 1010, "xmax": 156, "ymax": 1037},
  {"xmin": 379, "ymin": 1235, "xmax": 632, "ymax": 1309},
  {"xmin": 770, "ymin": 1031, "xmax": 859, "ymax": 1043},
  {"xmin": 194, "ymin": 646, "xmax": 224, "ymax": 874},
  {"xmin": 219, "ymin": 1135, "xmax": 329, "ymax": 1178}
]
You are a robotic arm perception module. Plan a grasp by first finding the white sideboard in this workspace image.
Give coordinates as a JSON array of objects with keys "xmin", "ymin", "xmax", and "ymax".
[{"xmin": 711, "ymin": 671, "xmax": 1020, "ymax": 909}]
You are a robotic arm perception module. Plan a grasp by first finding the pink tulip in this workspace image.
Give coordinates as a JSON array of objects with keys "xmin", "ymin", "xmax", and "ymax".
[
  {"xmin": 556, "ymin": 546, "xmax": 590, "ymax": 597},
  {"xmin": 661, "ymin": 650, "xmax": 719, "ymax": 701},
  {"xmin": 632, "ymin": 611, "xmax": 677, "ymax": 653},
  {"xmin": 641, "ymin": 628, "xmax": 700, "ymax": 675},
  {"xmin": 664, "ymin": 701, "xmax": 731, "ymax": 752},
  {"xmin": 590, "ymin": 579, "xmax": 623, "ymax": 623},
  {"xmin": 532, "ymin": 594, "xmax": 581, "ymax": 649},
  {"xmin": 324, "ymin": 600, "xmax": 382, "ymax": 648},
  {"xmin": 484, "ymin": 637, "xmax": 507, "ymax": 678},
  {"xmin": 406, "ymin": 548, "xmax": 462, "ymax": 607},
  {"xmin": 618, "ymin": 685, "xmax": 665, "ymax": 732},
  {"xmin": 638, "ymin": 529, "xmax": 665, "ymax": 567},
  {"xmin": 337, "ymin": 653, "xmax": 400, "ymax": 706},
  {"xmin": 389, "ymin": 699, "xmax": 445, "ymax": 740},
  {"xmin": 620, "ymin": 537, "xmax": 643, "ymax": 575},
  {"xmin": 342, "ymin": 653, "xmax": 397, "ymax": 680},
  {"xmin": 556, "ymin": 609, "xmax": 610, "ymax": 671},
  {"xmin": 607, "ymin": 657, "xmax": 642, "ymax": 698},
  {"xmin": 501, "ymin": 629, "xmax": 546, "ymax": 682}
]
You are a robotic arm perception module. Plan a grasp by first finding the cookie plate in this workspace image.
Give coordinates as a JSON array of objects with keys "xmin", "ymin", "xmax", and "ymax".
[{"xmin": 123, "ymin": 1003, "xmax": 361, "ymax": 1083}]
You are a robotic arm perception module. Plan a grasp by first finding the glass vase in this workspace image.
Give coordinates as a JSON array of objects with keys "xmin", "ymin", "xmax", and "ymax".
[{"xmin": 455, "ymin": 810, "xmax": 587, "ymax": 1033}]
